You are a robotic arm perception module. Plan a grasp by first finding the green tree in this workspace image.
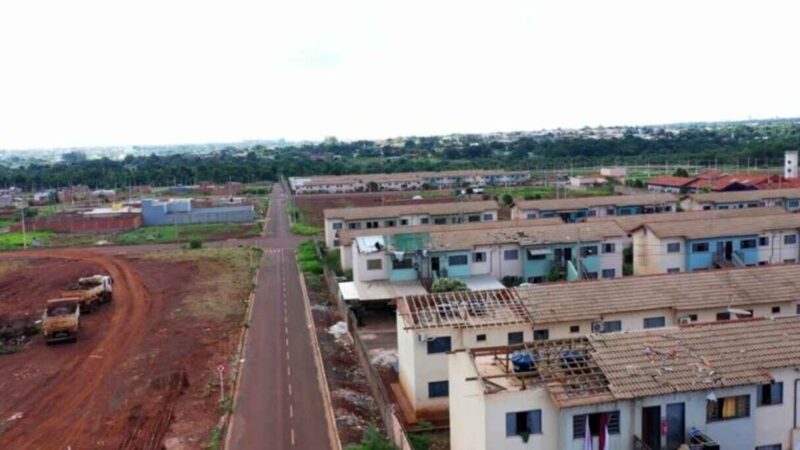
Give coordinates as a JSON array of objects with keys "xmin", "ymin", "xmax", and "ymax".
[
  {"xmin": 672, "ymin": 167, "xmax": 690, "ymax": 177},
  {"xmin": 432, "ymin": 277, "xmax": 468, "ymax": 293},
  {"xmin": 346, "ymin": 426, "xmax": 396, "ymax": 450},
  {"xmin": 501, "ymin": 194, "xmax": 513, "ymax": 206}
]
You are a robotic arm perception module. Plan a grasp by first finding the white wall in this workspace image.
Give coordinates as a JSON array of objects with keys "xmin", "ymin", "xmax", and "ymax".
[
  {"xmin": 484, "ymin": 387, "xmax": 560, "ymax": 450},
  {"xmin": 758, "ymin": 230, "xmax": 800, "ymax": 264},
  {"xmin": 352, "ymin": 249, "xmax": 390, "ymax": 282},
  {"xmin": 449, "ymin": 352, "xmax": 488, "ymax": 450}
]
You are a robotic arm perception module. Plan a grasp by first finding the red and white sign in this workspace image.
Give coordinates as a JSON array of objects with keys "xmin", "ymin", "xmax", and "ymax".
[{"xmin": 216, "ymin": 364, "xmax": 226, "ymax": 373}]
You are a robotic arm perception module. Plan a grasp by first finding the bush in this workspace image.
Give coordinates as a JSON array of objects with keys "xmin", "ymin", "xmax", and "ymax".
[
  {"xmin": 290, "ymin": 223, "xmax": 323, "ymax": 236},
  {"xmin": 501, "ymin": 276, "xmax": 523, "ymax": 287},
  {"xmin": 189, "ymin": 239, "xmax": 203, "ymax": 249},
  {"xmin": 432, "ymin": 277, "xmax": 468, "ymax": 293},
  {"xmin": 346, "ymin": 425, "xmax": 396, "ymax": 450}
]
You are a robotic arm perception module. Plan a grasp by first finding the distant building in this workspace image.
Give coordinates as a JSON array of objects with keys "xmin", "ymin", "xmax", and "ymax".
[
  {"xmin": 58, "ymin": 185, "xmax": 90, "ymax": 204},
  {"xmin": 568, "ymin": 175, "xmax": 606, "ymax": 189},
  {"xmin": 646, "ymin": 176, "xmax": 695, "ymax": 194},
  {"xmin": 288, "ymin": 170, "xmax": 531, "ymax": 194},
  {"xmin": 785, "ymin": 150, "xmax": 798, "ymax": 179},
  {"xmin": 680, "ymin": 188, "xmax": 800, "ymax": 212},
  {"xmin": 599, "ymin": 167, "xmax": 627, "ymax": 178},
  {"xmin": 141, "ymin": 198, "xmax": 254, "ymax": 226},
  {"xmin": 511, "ymin": 193, "xmax": 676, "ymax": 222}
]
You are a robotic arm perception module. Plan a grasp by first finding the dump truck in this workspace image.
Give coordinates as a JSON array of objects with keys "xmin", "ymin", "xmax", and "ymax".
[
  {"xmin": 42, "ymin": 298, "xmax": 80, "ymax": 344},
  {"xmin": 61, "ymin": 275, "xmax": 113, "ymax": 313}
]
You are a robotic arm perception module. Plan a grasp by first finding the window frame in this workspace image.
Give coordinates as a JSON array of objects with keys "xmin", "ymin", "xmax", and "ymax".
[
  {"xmin": 506, "ymin": 409, "xmax": 542, "ymax": 437},
  {"xmin": 643, "ymin": 316, "xmax": 666, "ymax": 329},
  {"xmin": 580, "ymin": 245, "xmax": 599, "ymax": 258},
  {"xmin": 427, "ymin": 380, "xmax": 449, "ymax": 398},
  {"xmin": 508, "ymin": 331, "xmax": 524, "ymax": 345},
  {"xmin": 366, "ymin": 259, "xmax": 383, "ymax": 271},
  {"xmin": 447, "ymin": 254, "xmax": 469, "ymax": 266},
  {"xmin": 426, "ymin": 336, "xmax": 452, "ymax": 354},
  {"xmin": 706, "ymin": 394, "xmax": 750, "ymax": 422},
  {"xmin": 757, "ymin": 382, "xmax": 783, "ymax": 407},
  {"xmin": 601, "ymin": 268, "xmax": 616, "ymax": 279},
  {"xmin": 473, "ymin": 252, "xmax": 486, "ymax": 263},
  {"xmin": 691, "ymin": 242, "xmax": 709, "ymax": 253},
  {"xmin": 785, "ymin": 234, "xmax": 798, "ymax": 245},
  {"xmin": 533, "ymin": 329, "xmax": 549, "ymax": 341},
  {"xmin": 503, "ymin": 249, "xmax": 519, "ymax": 261},
  {"xmin": 667, "ymin": 242, "xmax": 681, "ymax": 253}
]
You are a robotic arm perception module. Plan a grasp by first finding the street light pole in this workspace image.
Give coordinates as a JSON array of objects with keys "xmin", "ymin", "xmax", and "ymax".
[{"xmin": 21, "ymin": 206, "xmax": 27, "ymax": 250}]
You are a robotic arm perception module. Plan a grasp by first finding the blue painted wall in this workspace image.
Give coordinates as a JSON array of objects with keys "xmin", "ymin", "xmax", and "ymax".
[
  {"xmin": 432, "ymin": 251, "xmax": 472, "ymax": 278},
  {"xmin": 686, "ymin": 235, "xmax": 759, "ymax": 270}
]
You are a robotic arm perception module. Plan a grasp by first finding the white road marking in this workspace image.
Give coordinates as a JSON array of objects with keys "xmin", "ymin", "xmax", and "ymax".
[
  {"xmin": 287, "ymin": 366, "xmax": 291, "ymax": 376},
  {"xmin": 288, "ymin": 384, "xmax": 293, "ymax": 395},
  {"xmin": 289, "ymin": 404, "xmax": 294, "ymax": 418},
  {"xmin": 291, "ymin": 429, "xmax": 295, "ymax": 446},
  {"xmin": 286, "ymin": 351, "xmax": 290, "ymax": 361}
]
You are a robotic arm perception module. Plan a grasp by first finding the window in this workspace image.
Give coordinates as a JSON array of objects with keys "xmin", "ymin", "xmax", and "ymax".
[
  {"xmin": 508, "ymin": 331, "xmax": 524, "ymax": 345},
  {"xmin": 332, "ymin": 222, "xmax": 343, "ymax": 230},
  {"xmin": 348, "ymin": 222, "xmax": 361, "ymax": 230},
  {"xmin": 384, "ymin": 220, "xmax": 396, "ymax": 227},
  {"xmin": 426, "ymin": 337, "xmax": 451, "ymax": 354},
  {"xmin": 601, "ymin": 268, "xmax": 616, "ymax": 279},
  {"xmin": 420, "ymin": 217, "xmax": 430, "ymax": 225},
  {"xmin": 755, "ymin": 445, "xmax": 782, "ymax": 450},
  {"xmin": 333, "ymin": 239, "xmax": 340, "ymax": 247},
  {"xmin": 366, "ymin": 259, "xmax": 383, "ymax": 271},
  {"xmin": 473, "ymin": 252, "xmax": 486, "ymax": 263},
  {"xmin": 706, "ymin": 395, "xmax": 750, "ymax": 422},
  {"xmin": 482, "ymin": 213, "xmax": 493, "ymax": 221},
  {"xmin": 667, "ymin": 243, "xmax": 681, "ymax": 253},
  {"xmin": 602, "ymin": 243, "xmax": 615, "ymax": 254},
  {"xmin": 400, "ymin": 219, "xmax": 408, "ymax": 226},
  {"xmin": 504, "ymin": 249, "xmax": 519, "ymax": 261},
  {"xmin": 759, "ymin": 236, "xmax": 769, "ymax": 247},
  {"xmin": 644, "ymin": 316, "xmax": 666, "ymax": 329},
  {"xmin": 428, "ymin": 381, "xmax": 449, "ymax": 398},
  {"xmin": 570, "ymin": 325, "xmax": 580, "ymax": 333},
  {"xmin": 468, "ymin": 215, "xmax": 481, "ymax": 223},
  {"xmin": 528, "ymin": 252, "xmax": 547, "ymax": 261},
  {"xmin": 741, "ymin": 239, "xmax": 757, "ymax": 249},
  {"xmin": 366, "ymin": 221, "xmax": 379, "ymax": 229},
  {"xmin": 758, "ymin": 382, "xmax": 784, "ymax": 406},
  {"xmin": 448, "ymin": 255, "xmax": 468, "ymax": 266},
  {"xmin": 506, "ymin": 410, "xmax": 542, "ymax": 437},
  {"xmin": 772, "ymin": 306, "xmax": 781, "ymax": 314},
  {"xmin": 533, "ymin": 329, "xmax": 549, "ymax": 341},
  {"xmin": 785, "ymin": 235, "xmax": 797, "ymax": 245},
  {"xmin": 526, "ymin": 213, "xmax": 537, "ymax": 219},
  {"xmin": 433, "ymin": 217, "xmax": 447, "ymax": 225},
  {"xmin": 602, "ymin": 321, "xmax": 622, "ymax": 333},
  {"xmin": 572, "ymin": 412, "xmax": 620, "ymax": 438},
  {"xmin": 392, "ymin": 258, "xmax": 413, "ymax": 270},
  {"xmin": 606, "ymin": 208, "xmax": 616, "ymax": 216},
  {"xmin": 580, "ymin": 246, "xmax": 598, "ymax": 258},
  {"xmin": 716, "ymin": 312, "xmax": 731, "ymax": 321},
  {"xmin": 476, "ymin": 334, "xmax": 486, "ymax": 342},
  {"xmin": 587, "ymin": 210, "xmax": 597, "ymax": 217},
  {"xmin": 692, "ymin": 242, "xmax": 709, "ymax": 252},
  {"xmin": 667, "ymin": 267, "xmax": 681, "ymax": 274}
]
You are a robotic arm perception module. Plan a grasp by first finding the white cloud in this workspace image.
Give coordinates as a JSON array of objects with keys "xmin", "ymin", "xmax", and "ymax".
[{"xmin": 0, "ymin": 0, "xmax": 798, "ymax": 149}]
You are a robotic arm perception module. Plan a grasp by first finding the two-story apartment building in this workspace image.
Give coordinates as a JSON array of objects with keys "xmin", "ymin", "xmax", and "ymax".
[
  {"xmin": 449, "ymin": 317, "xmax": 800, "ymax": 450},
  {"xmin": 289, "ymin": 170, "xmax": 531, "ymax": 194},
  {"xmin": 511, "ymin": 193, "xmax": 677, "ymax": 222},
  {"xmin": 323, "ymin": 200, "xmax": 499, "ymax": 248},
  {"xmin": 681, "ymin": 187, "xmax": 800, "ymax": 212},
  {"xmin": 632, "ymin": 214, "xmax": 800, "ymax": 275},
  {"xmin": 396, "ymin": 264, "xmax": 800, "ymax": 422}
]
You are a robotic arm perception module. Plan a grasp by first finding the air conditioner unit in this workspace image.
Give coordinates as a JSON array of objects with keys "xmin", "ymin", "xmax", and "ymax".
[
  {"xmin": 678, "ymin": 315, "xmax": 692, "ymax": 325},
  {"xmin": 591, "ymin": 321, "xmax": 605, "ymax": 334},
  {"xmin": 417, "ymin": 333, "xmax": 428, "ymax": 343}
]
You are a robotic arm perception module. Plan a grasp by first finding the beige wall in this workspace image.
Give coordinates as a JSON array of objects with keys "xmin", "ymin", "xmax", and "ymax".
[{"xmin": 633, "ymin": 228, "xmax": 686, "ymax": 275}]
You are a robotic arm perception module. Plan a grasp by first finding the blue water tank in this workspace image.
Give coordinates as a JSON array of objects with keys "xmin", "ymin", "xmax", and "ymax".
[{"xmin": 511, "ymin": 351, "xmax": 539, "ymax": 372}]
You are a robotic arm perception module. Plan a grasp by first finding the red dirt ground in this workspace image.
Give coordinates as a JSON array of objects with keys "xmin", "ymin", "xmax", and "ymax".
[{"xmin": 0, "ymin": 250, "xmax": 244, "ymax": 449}]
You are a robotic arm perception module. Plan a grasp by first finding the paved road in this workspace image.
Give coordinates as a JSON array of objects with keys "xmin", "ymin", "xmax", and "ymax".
[{"xmin": 228, "ymin": 184, "xmax": 333, "ymax": 449}]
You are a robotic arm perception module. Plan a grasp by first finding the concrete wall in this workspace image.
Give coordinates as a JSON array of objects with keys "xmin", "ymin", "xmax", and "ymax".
[
  {"xmin": 141, "ymin": 199, "xmax": 253, "ymax": 226},
  {"xmin": 449, "ymin": 351, "xmax": 488, "ymax": 450},
  {"xmin": 10, "ymin": 213, "xmax": 142, "ymax": 233},
  {"xmin": 633, "ymin": 228, "xmax": 686, "ymax": 275}
]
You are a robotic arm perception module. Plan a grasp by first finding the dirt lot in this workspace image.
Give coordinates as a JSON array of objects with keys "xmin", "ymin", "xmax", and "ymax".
[{"xmin": 0, "ymin": 247, "xmax": 257, "ymax": 449}]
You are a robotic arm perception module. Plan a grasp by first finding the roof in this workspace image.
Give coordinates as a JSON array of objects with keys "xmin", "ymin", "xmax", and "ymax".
[
  {"xmin": 638, "ymin": 213, "xmax": 800, "ymax": 239},
  {"xmin": 468, "ymin": 317, "xmax": 800, "ymax": 407},
  {"xmin": 685, "ymin": 187, "xmax": 800, "ymax": 204},
  {"xmin": 427, "ymin": 221, "xmax": 626, "ymax": 250},
  {"xmin": 520, "ymin": 264, "xmax": 800, "ymax": 324},
  {"xmin": 338, "ymin": 218, "xmax": 564, "ymax": 246},
  {"xmin": 587, "ymin": 207, "xmax": 788, "ymax": 233},
  {"xmin": 324, "ymin": 200, "xmax": 498, "ymax": 221},
  {"xmin": 341, "ymin": 279, "xmax": 427, "ymax": 302},
  {"xmin": 398, "ymin": 289, "xmax": 530, "ymax": 330},
  {"xmin": 647, "ymin": 176, "xmax": 695, "ymax": 188},
  {"xmin": 514, "ymin": 193, "xmax": 676, "ymax": 212},
  {"xmin": 292, "ymin": 170, "xmax": 529, "ymax": 187}
]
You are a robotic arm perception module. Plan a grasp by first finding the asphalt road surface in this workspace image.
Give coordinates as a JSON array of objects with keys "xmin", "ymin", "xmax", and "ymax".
[{"xmin": 228, "ymin": 184, "xmax": 333, "ymax": 449}]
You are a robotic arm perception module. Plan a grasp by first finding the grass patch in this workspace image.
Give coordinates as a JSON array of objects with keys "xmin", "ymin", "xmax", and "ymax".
[
  {"xmin": 113, "ymin": 223, "xmax": 260, "ymax": 245},
  {"xmin": 204, "ymin": 426, "xmax": 223, "ymax": 450},
  {"xmin": 290, "ymin": 223, "xmax": 323, "ymax": 236},
  {"xmin": 486, "ymin": 184, "xmax": 614, "ymax": 201},
  {"xmin": 296, "ymin": 240, "xmax": 323, "ymax": 274},
  {"xmin": 0, "ymin": 231, "xmax": 55, "ymax": 250},
  {"xmin": 0, "ymin": 218, "xmax": 16, "ymax": 229}
]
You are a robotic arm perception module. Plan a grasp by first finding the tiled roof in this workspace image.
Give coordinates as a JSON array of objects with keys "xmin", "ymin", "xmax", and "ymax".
[
  {"xmin": 337, "ymin": 218, "xmax": 564, "ymax": 246},
  {"xmin": 427, "ymin": 221, "xmax": 626, "ymax": 250},
  {"xmin": 587, "ymin": 207, "xmax": 788, "ymax": 233},
  {"xmin": 588, "ymin": 317, "xmax": 800, "ymax": 401},
  {"xmin": 685, "ymin": 187, "xmax": 800, "ymax": 204},
  {"xmin": 647, "ymin": 176, "xmax": 695, "ymax": 187},
  {"xmin": 323, "ymin": 200, "xmax": 499, "ymax": 221},
  {"xmin": 398, "ymin": 289, "xmax": 530, "ymax": 330},
  {"xmin": 514, "ymin": 193, "xmax": 676, "ymax": 212},
  {"xmin": 520, "ymin": 264, "xmax": 800, "ymax": 323},
  {"xmin": 639, "ymin": 213, "xmax": 800, "ymax": 239},
  {"xmin": 292, "ymin": 170, "xmax": 528, "ymax": 187}
]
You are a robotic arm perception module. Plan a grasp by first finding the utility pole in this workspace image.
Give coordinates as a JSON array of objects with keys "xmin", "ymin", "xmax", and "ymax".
[{"xmin": 21, "ymin": 206, "xmax": 27, "ymax": 249}]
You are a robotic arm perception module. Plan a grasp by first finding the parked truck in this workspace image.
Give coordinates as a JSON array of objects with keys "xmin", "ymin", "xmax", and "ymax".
[
  {"xmin": 42, "ymin": 298, "xmax": 80, "ymax": 344},
  {"xmin": 61, "ymin": 275, "xmax": 113, "ymax": 313}
]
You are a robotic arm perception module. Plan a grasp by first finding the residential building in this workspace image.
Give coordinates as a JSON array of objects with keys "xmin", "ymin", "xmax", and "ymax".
[
  {"xmin": 449, "ymin": 317, "xmax": 800, "ymax": 450},
  {"xmin": 396, "ymin": 264, "xmax": 800, "ymax": 422},
  {"xmin": 141, "ymin": 198, "xmax": 254, "ymax": 226},
  {"xmin": 646, "ymin": 176, "xmax": 696, "ymax": 194},
  {"xmin": 323, "ymin": 200, "xmax": 499, "ymax": 248},
  {"xmin": 600, "ymin": 167, "xmax": 627, "ymax": 178},
  {"xmin": 288, "ymin": 170, "xmax": 531, "ymax": 194},
  {"xmin": 681, "ymin": 188, "xmax": 800, "ymax": 212},
  {"xmin": 511, "ymin": 193, "xmax": 676, "ymax": 222},
  {"xmin": 632, "ymin": 214, "xmax": 800, "ymax": 275},
  {"xmin": 341, "ymin": 221, "xmax": 626, "ymax": 302},
  {"xmin": 569, "ymin": 175, "xmax": 606, "ymax": 189}
]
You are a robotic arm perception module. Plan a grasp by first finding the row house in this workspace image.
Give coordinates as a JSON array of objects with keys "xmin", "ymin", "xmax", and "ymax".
[
  {"xmin": 395, "ymin": 264, "xmax": 800, "ymax": 423},
  {"xmin": 323, "ymin": 200, "xmax": 499, "ymax": 248},
  {"xmin": 681, "ymin": 187, "xmax": 800, "ymax": 212},
  {"xmin": 450, "ymin": 317, "xmax": 800, "ymax": 450},
  {"xmin": 511, "ymin": 193, "xmax": 676, "ymax": 223},
  {"xmin": 632, "ymin": 213, "xmax": 800, "ymax": 275}
]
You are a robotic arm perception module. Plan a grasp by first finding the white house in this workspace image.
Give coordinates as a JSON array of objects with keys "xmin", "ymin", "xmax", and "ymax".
[
  {"xmin": 511, "ymin": 193, "xmax": 677, "ymax": 222},
  {"xmin": 681, "ymin": 188, "xmax": 800, "ymax": 212},
  {"xmin": 449, "ymin": 317, "xmax": 800, "ymax": 450},
  {"xmin": 323, "ymin": 200, "xmax": 499, "ymax": 248}
]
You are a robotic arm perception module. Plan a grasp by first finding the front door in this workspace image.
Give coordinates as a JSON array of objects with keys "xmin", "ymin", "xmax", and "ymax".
[
  {"xmin": 431, "ymin": 257, "xmax": 440, "ymax": 276},
  {"xmin": 666, "ymin": 403, "xmax": 685, "ymax": 450},
  {"xmin": 642, "ymin": 405, "xmax": 661, "ymax": 450},
  {"xmin": 724, "ymin": 241, "xmax": 733, "ymax": 260}
]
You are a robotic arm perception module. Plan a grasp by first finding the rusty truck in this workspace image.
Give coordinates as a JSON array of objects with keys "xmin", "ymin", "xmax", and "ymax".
[
  {"xmin": 61, "ymin": 275, "xmax": 113, "ymax": 313},
  {"xmin": 42, "ymin": 298, "xmax": 80, "ymax": 344}
]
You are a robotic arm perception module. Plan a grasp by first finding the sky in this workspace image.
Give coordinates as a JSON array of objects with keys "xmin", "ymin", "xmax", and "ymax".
[{"xmin": 1, "ymin": 0, "xmax": 799, "ymax": 150}]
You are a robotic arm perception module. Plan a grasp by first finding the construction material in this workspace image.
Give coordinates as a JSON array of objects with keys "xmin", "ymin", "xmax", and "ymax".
[{"xmin": 42, "ymin": 298, "xmax": 80, "ymax": 344}]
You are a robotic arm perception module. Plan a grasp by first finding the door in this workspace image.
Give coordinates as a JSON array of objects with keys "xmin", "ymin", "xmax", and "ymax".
[
  {"xmin": 666, "ymin": 403, "xmax": 685, "ymax": 450},
  {"xmin": 431, "ymin": 257, "xmax": 440, "ymax": 276},
  {"xmin": 724, "ymin": 241, "xmax": 733, "ymax": 260},
  {"xmin": 642, "ymin": 405, "xmax": 661, "ymax": 450}
]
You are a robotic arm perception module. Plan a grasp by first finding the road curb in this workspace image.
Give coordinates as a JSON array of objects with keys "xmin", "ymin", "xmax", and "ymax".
[{"xmin": 297, "ymin": 264, "xmax": 343, "ymax": 450}]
